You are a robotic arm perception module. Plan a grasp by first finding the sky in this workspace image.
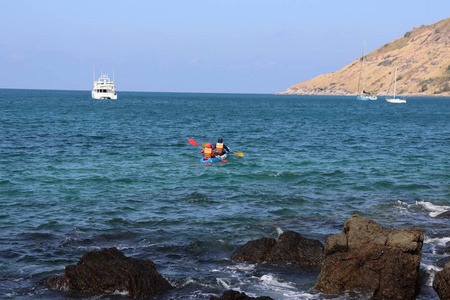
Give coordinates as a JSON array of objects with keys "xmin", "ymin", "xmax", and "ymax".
[{"xmin": 1, "ymin": 1, "xmax": 449, "ymax": 94}]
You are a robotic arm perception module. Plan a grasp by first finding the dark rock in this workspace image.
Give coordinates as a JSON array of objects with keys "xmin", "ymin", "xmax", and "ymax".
[
  {"xmin": 315, "ymin": 215, "xmax": 423, "ymax": 300},
  {"xmin": 435, "ymin": 211, "xmax": 450, "ymax": 219},
  {"xmin": 231, "ymin": 237, "xmax": 276, "ymax": 263},
  {"xmin": 231, "ymin": 231, "xmax": 324, "ymax": 268},
  {"xmin": 45, "ymin": 247, "xmax": 173, "ymax": 299},
  {"xmin": 267, "ymin": 231, "xmax": 324, "ymax": 267},
  {"xmin": 433, "ymin": 263, "xmax": 450, "ymax": 300},
  {"xmin": 210, "ymin": 289, "xmax": 273, "ymax": 300},
  {"xmin": 437, "ymin": 256, "xmax": 450, "ymax": 268},
  {"xmin": 435, "ymin": 246, "xmax": 450, "ymax": 255}
]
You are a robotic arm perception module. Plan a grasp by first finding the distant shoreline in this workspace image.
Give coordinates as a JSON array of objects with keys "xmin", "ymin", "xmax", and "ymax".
[
  {"xmin": 275, "ymin": 92, "xmax": 450, "ymax": 98},
  {"xmin": 1, "ymin": 88, "xmax": 449, "ymax": 97}
]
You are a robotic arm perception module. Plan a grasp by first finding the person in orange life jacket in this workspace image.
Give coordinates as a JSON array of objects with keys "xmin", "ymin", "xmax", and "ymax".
[
  {"xmin": 201, "ymin": 143, "xmax": 216, "ymax": 160},
  {"xmin": 213, "ymin": 137, "xmax": 230, "ymax": 156}
]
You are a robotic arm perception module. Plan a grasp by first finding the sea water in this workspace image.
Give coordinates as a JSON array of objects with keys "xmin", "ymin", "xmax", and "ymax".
[{"xmin": 0, "ymin": 89, "xmax": 449, "ymax": 299}]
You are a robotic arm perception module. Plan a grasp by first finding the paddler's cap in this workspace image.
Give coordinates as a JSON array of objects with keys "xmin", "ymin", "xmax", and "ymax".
[
  {"xmin": 218, "ymin": 137, "xmax": 223, "ymax": 143},
  {"xmin": 206, "ymin": 143, "xmax": 212, "ymax": 148}
]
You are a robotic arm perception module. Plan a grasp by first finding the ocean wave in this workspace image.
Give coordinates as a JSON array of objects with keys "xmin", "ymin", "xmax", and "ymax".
[
  {"xmin": 416, "ymin": 201, "xmax": 450, "ymax": 217},
  {"xmin": 396, "ymin": 200, "xmax": 450, "ymax": 218},
  {"xmin": 174, "ymin": 277, "xmax": 197, "ymax": 288},
  {"xmin": 267, "ymin": 171, "xmax": 298, "ymax": 178},
  {"xmin": 181, "ymin": 192, "xmax": 216, "ymax": 204},
  {"xmin": 226, "ymin": 263, "xmax": 256, "ymax": 272},
  {"xmin": 424, "ymin": 236, "xmax": 450, "ymax": 247},
  {"xmin": 18, "ymin": 232, "xmax": 60, "ymax": 242},
  {"xmin": 423, "ymin": 235, "xmax": 450, "ymax": 256},
  {"xmin": 97, "ymin": 231, "xmax": 139, "ymax": 241},
  {"xmin": 421, "ymin": 262, "xmax": 442, "ymax": 286},
  {"xmin": 269, "ymin": 208, "xmax": 298, "ymax": 216},
  {"xmin": 216, "ymin": 277, "xmax": 232, "ymax": 289},
  {"xmin": 253, "ymin": 273, "xmax": 322, "ymax": 299},
  {"xmin": 0, "ymin": 179, "xmax": 13, "ymax": 185},
  {"xmin": 258, "ymin": 273, "xmax": 296, "ymax": 290}
]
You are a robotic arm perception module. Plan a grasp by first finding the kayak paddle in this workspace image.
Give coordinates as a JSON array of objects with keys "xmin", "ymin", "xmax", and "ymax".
[
  {"xmin": 188, "ymin": 139, "xmax": 203, "ymax": 148},
  {"xmin": 231, "ymin": 151, "xmax": 244, "ymax": 157}
]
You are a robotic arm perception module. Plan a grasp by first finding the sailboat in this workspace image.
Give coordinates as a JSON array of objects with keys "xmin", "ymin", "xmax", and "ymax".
[
  {"xmin": 386, "ymin": 67, "xmax": 406, "ymax": 103},
  {"xmin": 356, "ymin": 41, "xmax": 377, "ymax": 101}
]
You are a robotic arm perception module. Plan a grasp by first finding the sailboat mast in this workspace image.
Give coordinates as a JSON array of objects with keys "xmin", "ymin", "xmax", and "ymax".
[
  {"xmin": 393, "ymin": 67, "xmax": 397, "ymax": 98},
  {"xmin": 357, "ymin": 44, "xmax": 364, "ymax": 95},
  {"xmin": 361, "ymin": 40, "xmax": 366, "ymax": 92}
]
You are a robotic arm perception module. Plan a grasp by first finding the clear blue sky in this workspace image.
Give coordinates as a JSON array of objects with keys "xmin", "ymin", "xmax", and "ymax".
[{"xmin": 1, "ymin": 1, "xmax": 448, "ymax": 94}]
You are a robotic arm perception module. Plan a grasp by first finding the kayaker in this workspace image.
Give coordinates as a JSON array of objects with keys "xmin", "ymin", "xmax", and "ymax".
[
  {"xmin": 213, "ymin": 137, "xmax": 230, "ymax": 156},
  {"xmin": 201, "ymin": 143, "xmax": 216, "ymax": 160}
]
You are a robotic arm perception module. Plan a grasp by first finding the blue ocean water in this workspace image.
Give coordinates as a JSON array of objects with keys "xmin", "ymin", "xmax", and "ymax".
[{"xmin": 0, "ymin": 89, "xmax": 449, "ymax": 299}]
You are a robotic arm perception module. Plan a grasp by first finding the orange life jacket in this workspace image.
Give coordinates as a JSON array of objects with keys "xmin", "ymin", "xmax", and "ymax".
[
  {"xmin": 204, "ymin": 147, "xmax": 213, "ymax": 159},
  {"xmin": 215, "ymin": 143, "xmax": 224, "ymax": 154}
]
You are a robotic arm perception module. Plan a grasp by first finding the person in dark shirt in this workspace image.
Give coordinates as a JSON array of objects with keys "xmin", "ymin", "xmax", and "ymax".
[{"xmin": 213, "ymin": 137, "xmax": 230, "ymax": 156}]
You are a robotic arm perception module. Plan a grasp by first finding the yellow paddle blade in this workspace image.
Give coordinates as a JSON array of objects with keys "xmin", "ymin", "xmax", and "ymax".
[{"xmin": 202, "ymin": 143, "xmax": 208, "ymax": 147}]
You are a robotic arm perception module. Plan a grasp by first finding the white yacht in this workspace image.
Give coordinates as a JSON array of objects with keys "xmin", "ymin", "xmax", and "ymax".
[{"xmin": 92, "ymin": 74, "xmax": 117, "ymax": 99}]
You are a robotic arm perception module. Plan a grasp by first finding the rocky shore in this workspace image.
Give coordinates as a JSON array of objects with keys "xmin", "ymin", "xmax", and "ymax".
[
  {"xmin": 275, "ymin": 86, "xmax": 450, "ymax": 97},
  {"xmin": 45, "ymin": 215, "xmax": 450, "ymax": 299}
]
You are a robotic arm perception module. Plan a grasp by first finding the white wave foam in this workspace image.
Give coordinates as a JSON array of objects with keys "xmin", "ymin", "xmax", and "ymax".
[
  {"xmin": 424, "ymin": 236, "xmax": 450, "ymax": 246},
  {"xmin": 216, "ymin": 277, "xmax": 231, "ymax": 289},
  {"xmin": 416, "ymin": 201, "xmax": 450, "ymax": 217},
  {"xmin": 424, "ymin": 236, "xmax": 450, "ymax": 254},
  {"xmin": 396, "ymin": 200, "xmax": 450, "ymax": 217},
  {"xmin": 255, "ymin": 274, "xmax": 321, "ymax": 299},
  {"xmin": 228, "ymin": 263, "xmax": 256, "ymax": 272},
  {"xmin": 276, "ymin": 227, "xmax": 284, "ymax": 237},
  {"xmin": 4, "ymin": 292, "xmax": 16, "ymax": 298},
  {"xmin": 421, "ymin": 263, "xmax": 443, "ymax": 286},
  {"xmin": 396, "ymin": 200, "xmax": 408, "ymax": 207},
  {"xmin": 178, "ymin": 277, "xmax": 196, "ymax": 288},
  {"xmin": 259, "ymin": 274, "xmax": 296, "ymax": 290},
  {"xmin": 112, "ymin": 290, "xmax": 129, "ymax": 296},
  {"xmin": 282, "ymin": 291, "xmax": 317, "ymax": 299},
  {"xmin": 395, "ymin": 200, "xmax": 420, "ymax": 217}
]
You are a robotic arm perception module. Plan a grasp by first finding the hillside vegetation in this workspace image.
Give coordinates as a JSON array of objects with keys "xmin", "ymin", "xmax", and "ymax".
[{"xmin": 278, "ymin": 18, "xmax": 450, "ymax": 96}]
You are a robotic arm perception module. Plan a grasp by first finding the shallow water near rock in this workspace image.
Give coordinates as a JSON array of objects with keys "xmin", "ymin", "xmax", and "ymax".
[{"xmin": 0, "ymin": 89, "xmax": 449, "ymax": 299}]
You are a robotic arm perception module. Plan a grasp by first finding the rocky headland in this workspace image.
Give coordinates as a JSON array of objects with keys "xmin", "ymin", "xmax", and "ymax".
[{"xmin": 277, "ymin": 18, "xmax": 450, "ymax": 97}]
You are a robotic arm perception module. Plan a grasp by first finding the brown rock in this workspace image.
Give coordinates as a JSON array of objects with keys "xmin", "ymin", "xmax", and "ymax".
[
  {"xmin": 433, "ymin": 262, "xmax": 450, "ymax": 300},
  {"xmin": 315, "ymin": 215, "xmax": 423, "ymax": 300},
  {"xmin": 437, "ymin": 256, "xmax": 450, "ymax": 268}
]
